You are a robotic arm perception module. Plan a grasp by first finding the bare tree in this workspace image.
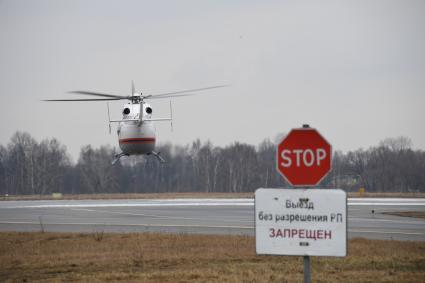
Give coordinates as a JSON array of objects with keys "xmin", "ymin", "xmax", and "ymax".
[
  {"xmin": 77, "ymin": 145, "xmax": 118, "ymax": 193},
  {"xmin": 1, "ymin": 132, "xmax": 424, "ymax": 195}
]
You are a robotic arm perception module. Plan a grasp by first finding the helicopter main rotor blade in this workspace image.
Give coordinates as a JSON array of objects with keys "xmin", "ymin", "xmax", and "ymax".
[
  {"xmin": 43, "ymin": 84, "xmax": 229, "ymax": 102},
  {"xmin": 144, "ymin": 84, "xmax": 230, "ymax": 99},
  {"xmin": 43, "ymin": 98, "xmax": 123, "ymax": 101},
  {"xmin": 68, "ymin": 91, "xmax": 128, "ymax": 99}
]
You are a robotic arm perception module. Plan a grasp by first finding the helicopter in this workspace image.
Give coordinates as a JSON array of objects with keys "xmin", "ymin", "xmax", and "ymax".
[{"xmin": 43, "ymin": 83, "xmax": 228, "ymax": 164}]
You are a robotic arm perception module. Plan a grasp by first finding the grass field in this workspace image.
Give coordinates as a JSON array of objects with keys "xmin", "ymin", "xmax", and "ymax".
[
  {"xmin": 0, "ymin": 192, "xmax": 254, "ymax": 201},
  {"xmin": 382, "ymin": 211, "xmax": 425, "ymax": 219},
  {"xmin": 0, "ymin": 232, "xmax": 424, "ymax": 282},
  {"xmin": 2, "ymin": 191, "xmax": 425, "ymax": 201}
]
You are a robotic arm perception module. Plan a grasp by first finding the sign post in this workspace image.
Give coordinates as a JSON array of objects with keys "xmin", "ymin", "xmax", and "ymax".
[
  {"xmin": 255, "ymin": 125, "xmax": 346, "ymax": 283},
  {"xmin": 304, "ymin": 256, "xmax": 311, "ymax": 283}
]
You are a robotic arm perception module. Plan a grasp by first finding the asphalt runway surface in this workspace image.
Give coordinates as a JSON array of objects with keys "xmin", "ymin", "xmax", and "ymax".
[{"xmin": 0, "ymin": 198, "xmax": 424, "ymax": 241}]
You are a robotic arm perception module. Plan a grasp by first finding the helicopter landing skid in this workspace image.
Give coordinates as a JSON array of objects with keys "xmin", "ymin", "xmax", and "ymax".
[
  {"xmin": 112, "ymin": 152, "xmax": 129, "ymax": 165},
  {"xmin": 149, "ymin": 151, "xmax": 166, "ymax": 163}
]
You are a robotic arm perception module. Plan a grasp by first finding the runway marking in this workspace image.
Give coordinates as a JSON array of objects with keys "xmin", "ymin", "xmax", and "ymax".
[
  {"xmin": 1, "ymin": 198, "xmax": 424, "ymax": 240},
  {"xmin": 72, "ymin": 209, "xmax": 424, "ymax": 226},
  {"xmin": 349, "ymin": 198, "xmax": 425, "ymax": 202},
  {"xmin": 348, "ymin": 229, "xmax": 425, "ymax": 236},
  {"xmin": 4, "ymin": 202, "xmax": 253, "ymax": 209},
  {"xmin": 347, "ymin": 203, "xmax": 425, "ymax": 206},
  {"xmin": 1, "ymin": 198, "xmax": 425, "ymax": 209},
  {"xmin": 70, "ymin": 208, "xmax": 253, "ymax": 224},
  {"xmin": 348, "ymin": 217, "xmax": 425, "ymax": 225},
  {"xmin": 0, "ymin": 221, "xmax": 252, "ymax": 230},
  {"xmin": 5, "ymin": 203, "xmax": 425, "ymax": 209}
]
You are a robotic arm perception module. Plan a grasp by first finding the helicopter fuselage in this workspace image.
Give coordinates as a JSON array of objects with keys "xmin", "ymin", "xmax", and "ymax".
[
  {"xmin": 118, "ymin": 121, "xmax": 155, "ymax": 155},
  {"xmin": 117, "ymin": 102, "xmax": 156, "ymax": 155}
]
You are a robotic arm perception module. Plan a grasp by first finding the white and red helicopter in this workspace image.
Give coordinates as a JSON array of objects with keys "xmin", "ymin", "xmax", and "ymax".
[{"xmin": 44, "ymin": 83, "xmax": 228, "ymax": 164}]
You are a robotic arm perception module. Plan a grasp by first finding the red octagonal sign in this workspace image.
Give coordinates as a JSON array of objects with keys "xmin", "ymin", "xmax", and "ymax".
[{"xmin": 277, "ymin": 127, "xmax": 332, "ymax": 186}]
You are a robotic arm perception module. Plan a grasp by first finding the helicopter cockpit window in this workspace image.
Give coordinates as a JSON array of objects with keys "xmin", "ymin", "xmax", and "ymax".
[
  {"xmin": 123, "ymin": 108, "xmax": 130, "ymax": 115},
  {"xmin": 145, "ymin": 107, "xmax": 152, "ymax": 114}
]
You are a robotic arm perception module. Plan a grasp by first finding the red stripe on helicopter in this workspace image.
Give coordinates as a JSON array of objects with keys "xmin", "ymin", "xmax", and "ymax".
[{"xmin": 119, "ymin": 138, "xmax": 156, "ymax": 144}]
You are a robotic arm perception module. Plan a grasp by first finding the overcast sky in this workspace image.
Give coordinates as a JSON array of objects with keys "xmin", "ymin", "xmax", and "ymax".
[{"xmin": 1, "ymin": 0, "xmax": 424, "ymax": 161}]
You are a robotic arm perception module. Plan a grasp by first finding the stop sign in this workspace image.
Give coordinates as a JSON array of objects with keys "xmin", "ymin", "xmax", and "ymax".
[{"xmin": 277, "ymin": 127, "xmax": 332, "ymax": 186}]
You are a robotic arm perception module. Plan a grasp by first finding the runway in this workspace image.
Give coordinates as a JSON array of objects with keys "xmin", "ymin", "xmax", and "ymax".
[{"xmin": 0, "ymin": 198, "xmax": 424, "ymax": 241}]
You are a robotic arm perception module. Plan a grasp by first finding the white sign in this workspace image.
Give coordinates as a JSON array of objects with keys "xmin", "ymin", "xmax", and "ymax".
[{"xmin": 255, "ymin": 188, "xmax": 347, "ymax": 257}]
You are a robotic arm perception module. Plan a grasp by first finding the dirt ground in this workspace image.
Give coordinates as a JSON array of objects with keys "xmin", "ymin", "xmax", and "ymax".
[{"xmin": 0, "ymin": 232, "xmax": 424, "ymax": 282}]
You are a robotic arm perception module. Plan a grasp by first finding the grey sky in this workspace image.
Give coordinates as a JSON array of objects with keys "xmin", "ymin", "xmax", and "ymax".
[{"xmin": 1, "ymin": 0, "xmax": 424, "ymax": 162}]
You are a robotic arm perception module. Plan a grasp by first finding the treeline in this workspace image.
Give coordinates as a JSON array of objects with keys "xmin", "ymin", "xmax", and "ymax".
[{"xmin": 0, "ymin": 132, "xmax": 424, "ymax": 195}]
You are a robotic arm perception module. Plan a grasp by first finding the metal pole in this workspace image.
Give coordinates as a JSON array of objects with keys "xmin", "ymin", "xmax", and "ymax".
[
  {"xmin": 302, "ymin": 124, "xmax": 312, "ymax": 283},
  {"xmin": 303, "ymin": 256, "xmax": 311, "ymax": 283}
]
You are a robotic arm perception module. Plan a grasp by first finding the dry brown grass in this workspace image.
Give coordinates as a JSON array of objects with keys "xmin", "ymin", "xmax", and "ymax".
[
  {"xmin": 382, "ymin": 211, "xmax": 425, "ymax": 219},
  {"xmin": 2, "ymin": 191, "xmax": 425, "ymax": 201},
  {"xmin": 1, "ymin": 192, "xmax": 254, "ymax": 201},
  {"xmin": 348, "ymin": 192, "xmax": 425, "ymax": 198},
  {"xmin": 0, "ymin": 232, "xmax": 424, "ymax": 282}
]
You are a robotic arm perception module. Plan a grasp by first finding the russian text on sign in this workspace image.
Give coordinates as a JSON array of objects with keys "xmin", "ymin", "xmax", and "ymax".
[{"xmin": 255, "ymin": 188, "xmax": 347, "ymax": 257}]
